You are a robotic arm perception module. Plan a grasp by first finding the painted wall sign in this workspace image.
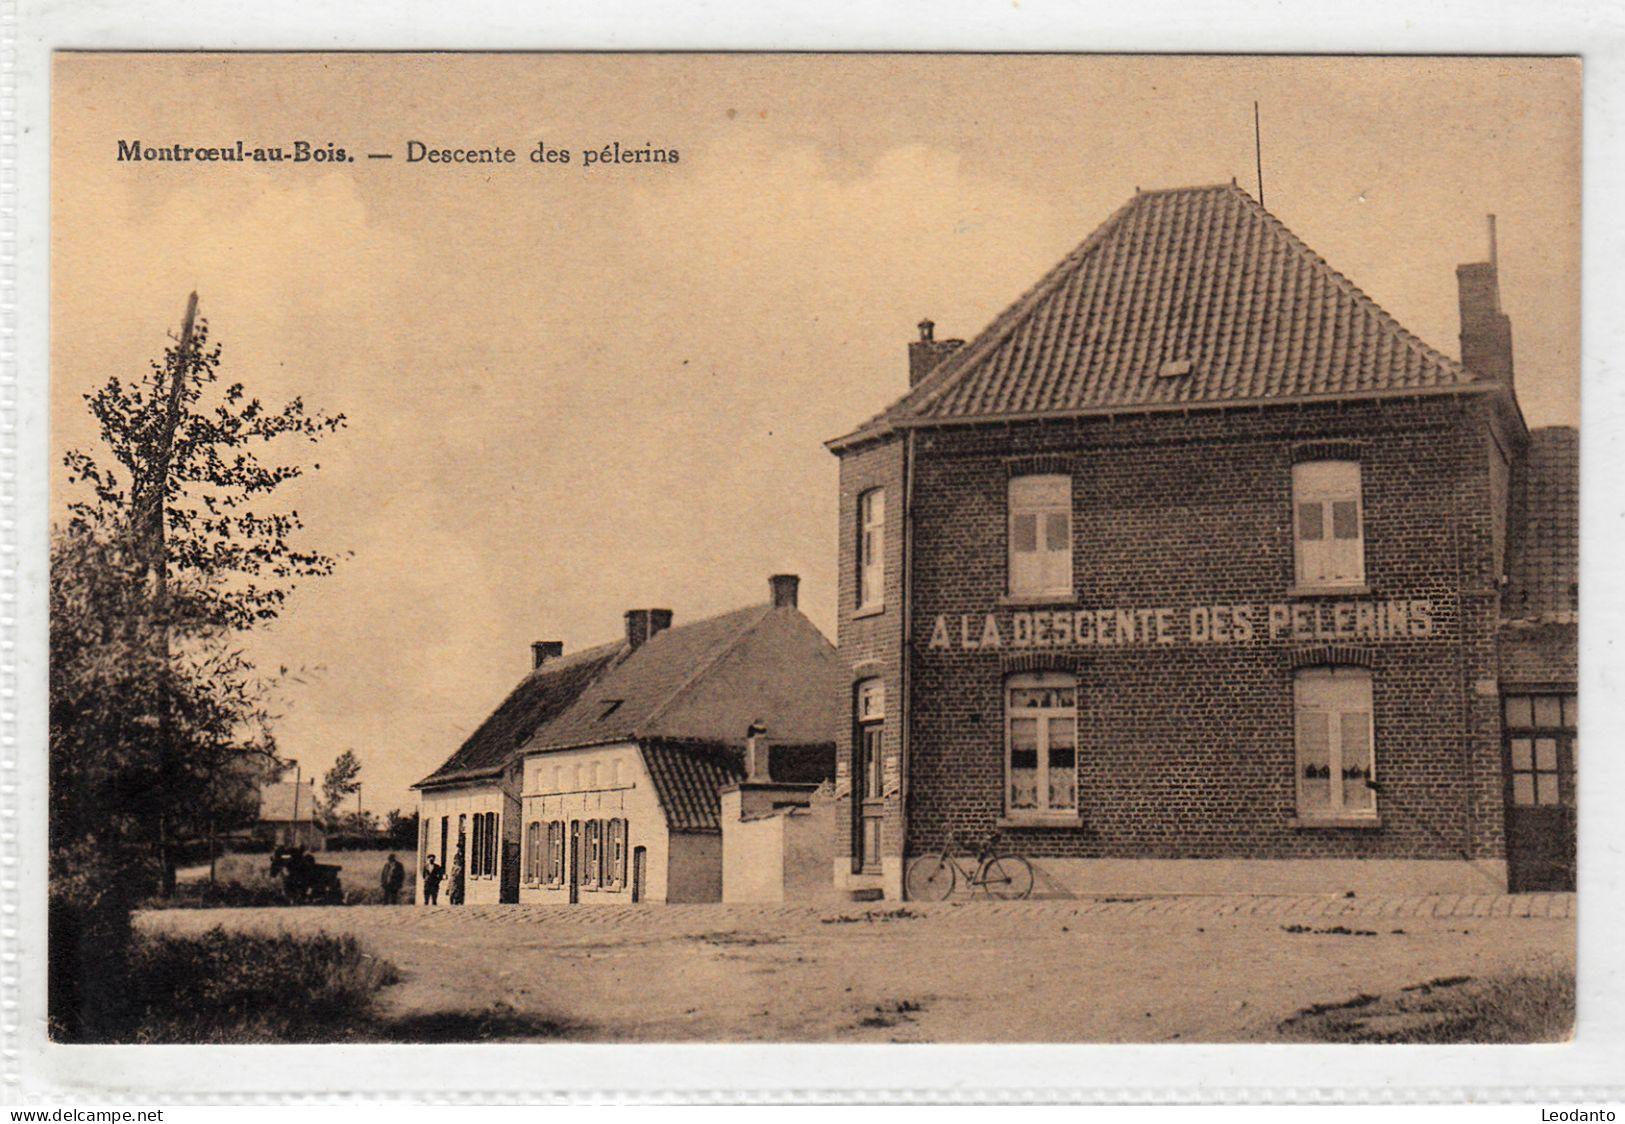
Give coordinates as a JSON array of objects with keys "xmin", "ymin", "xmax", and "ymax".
[{"xmin": 924, "ymin": 599, "xmax": 1437, "ymax": 651}]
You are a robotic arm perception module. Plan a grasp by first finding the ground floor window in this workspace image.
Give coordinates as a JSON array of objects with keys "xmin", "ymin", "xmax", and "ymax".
[
  {"xmin": 1294, "ymin": 667, "xmax": 1376, "ymax": 819},
  {"xmin": 469, "ymin": 810, "xmax": 499, "ymax": 877},
  {"xmin": 523, "ymin": 820, "xmax": 543, "ymax": 883},
  {"xmin": 1503, "ymin": 693, "xmax": 1576, "ymax": 807},
  {"xmin": 604, "ymin": 818, "xmax": 628, "ymax": 890},
  {"xmin": 1005, "ymin": 672, "xmax": 1078, "ymax": 815},
  {"xmin": 546, "ymin": 821, "xmax": 565, "ymax": 886},
  {"xmin": 583, "ymin": 819, "xmax": 602, "ymax": 890}
]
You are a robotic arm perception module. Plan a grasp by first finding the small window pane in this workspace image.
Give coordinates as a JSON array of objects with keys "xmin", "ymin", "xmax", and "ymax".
[
  {"xmin": 1332, "ymin": 500, "xmax": 1359, "ymax": 540},
  {"xmin": 1010, "ymin": 769, "xmax": 1039, "ymax": 810},
  {"xmin": 1536, "ymin": 773, "xmax": 1560, "ymax": 805},
  {"xmin": 1562, "ymin": 695, "xmax": 1577, "ymax": 729},
  {"xmin": 1510, "ymin": 738, "xmax": 1533, "ymax": 770},
  {"xmin": 1504, "ymin": 696, "xmax": 1534, "ymax": 728},
  {"xmin": 1513, "ymin": 774, "xmax": 1535, "ymax": 804},
  {"xmin": 1012, "ymin": 513, "xmax": 1038, "ymax": 553},
  {"xmin": 1045, "ymin": 512, "xmax": 1070, "ymax": 552},
  {"xmin": 1535, "ymin": 738, "xmax": 1558, "ymax": 771},
  {"xmin": 1048, "ymin": 717, "xmax": 1076, "ymax": 750},
  {"xmin": 1298, "ymin": 503, "xmax": 1324, "ymax": 541},
  {"xmin": 1298, "ymin": 711, "xmax": 1331, "ymax": 810},
  {"xmin": 1533, "ymin": 697, "xmax": 1563, "ymax": 729},
  {"xmin": 1340, "ymin": 712, "xmax": 1373, "ymax": 811}
]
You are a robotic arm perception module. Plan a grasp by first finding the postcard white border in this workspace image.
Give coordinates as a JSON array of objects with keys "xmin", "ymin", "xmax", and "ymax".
[{"xmin": 7, "ymin": 0, "xmax": 1625, "ymax": 1104}]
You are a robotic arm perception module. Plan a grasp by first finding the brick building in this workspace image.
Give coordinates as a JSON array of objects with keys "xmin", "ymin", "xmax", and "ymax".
[
  {"xmin": 414, "ymin": 575, "xmax": 841, "ymax": 905},
  {"xmin": 826, "ymin": 183, "xmax": 1576, "ymax": 899}
]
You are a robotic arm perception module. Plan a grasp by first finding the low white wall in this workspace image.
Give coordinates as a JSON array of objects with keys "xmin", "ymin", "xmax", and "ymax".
[{"xmin": 722, "ymin": 797, "xmax": 787, "ymax": 904}]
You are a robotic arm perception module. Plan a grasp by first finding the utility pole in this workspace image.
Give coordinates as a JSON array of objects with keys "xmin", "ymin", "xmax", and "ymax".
[{"xmin": 143, "ymin": 292, "xmax": 198, "ymax": 897}]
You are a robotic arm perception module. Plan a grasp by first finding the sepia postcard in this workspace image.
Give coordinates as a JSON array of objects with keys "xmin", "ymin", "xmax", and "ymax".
[{"xmin": 15, "ymin": 42, "xmax": 1622, "ymax": 1104}]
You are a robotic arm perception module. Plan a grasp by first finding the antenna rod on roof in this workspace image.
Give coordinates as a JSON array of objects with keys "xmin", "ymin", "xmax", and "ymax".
[
  {"xmin": 1254, "ymin": 101, "xmax": 1265, "ymax": 210},
  {"xmin": 1488, "ymin": 213, "xmax": 1498, "ymax": 270}
]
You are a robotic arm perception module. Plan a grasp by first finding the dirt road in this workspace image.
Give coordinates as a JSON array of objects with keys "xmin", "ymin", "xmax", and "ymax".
[{"xmin": 138, "ymin": 895, "xmax": 1575, "ymax": 1042}]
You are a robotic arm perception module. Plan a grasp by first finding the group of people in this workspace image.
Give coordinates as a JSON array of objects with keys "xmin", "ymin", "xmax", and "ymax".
[{"xmin": 411, "ymin": 842, "xmax": 464, "ymax": 906}]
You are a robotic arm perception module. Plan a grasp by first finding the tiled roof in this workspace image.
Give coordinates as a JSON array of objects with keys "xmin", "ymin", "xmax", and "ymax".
[
  {"xmin": 257, "ymin": 781, "xmax": 318, "ymax": 824},
  {"xmin": 527, "ymin": 604, "xmax": 772, "ymax": 752},
  {"xmin": 832, "ymin": 183, "xmax": 1477, "ymax": 448},
  {"xmin": 416, "ymin": 600, "xmax": 843, "ymax": 792},
  {"xmin": 415, "ymin": 643, "xmax": 623, "ymax": 787},
  {"xmin": 639, "ymin": 740, "xmax": 745, "ymax": 832},
  {"xmin": 1504, "ymin": 426, "xmax": 1578, "ymax": 622}
]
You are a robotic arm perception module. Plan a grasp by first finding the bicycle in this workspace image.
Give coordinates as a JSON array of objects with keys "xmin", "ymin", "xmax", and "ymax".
[{"xmin": 904, "ymin": 830, "xmax": 1035, "ymax": 900}]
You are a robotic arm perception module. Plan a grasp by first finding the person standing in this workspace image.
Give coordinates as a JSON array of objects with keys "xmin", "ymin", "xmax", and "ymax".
[
  {"xmin": 448, "ymin": 840, "xmax": 466, "ymax": 906},
  {"xmin": 421, "ymin": 854, "xmax": 443, "ymax": 905},
  {"xmin": 380, "ymin": 852, "xmax": 406, "ymax": 905}
]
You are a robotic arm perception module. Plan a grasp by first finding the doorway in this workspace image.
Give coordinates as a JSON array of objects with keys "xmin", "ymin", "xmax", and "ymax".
[
  {"xmin": 631, "ymin": 846, "xmax": 647, "ymax": 903},
  {"xmin": 1502, "ymin": 692, "xmax": 1577, "ymax": 892}
]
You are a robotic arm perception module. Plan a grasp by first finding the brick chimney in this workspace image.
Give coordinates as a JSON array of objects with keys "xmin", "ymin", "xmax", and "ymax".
[
  {"xmin": 625, "ymin": 608, "xmax": 673, "ymax": 650},
  {"xmin": 531, "ymin": 640, "xmax": 563, "ymax": 669},
  {"xmin": 769, "ymin": 573, "xmax": 799, "ymax": 609},
  {"xmin": 1457, "ymin": 215, "xmax": 1515, "ymax": 394},
  {"xmin": 744, "ymin": 722, "xmax": 770, "ymax": 783},
  {"xmin": 909, "ymin": 319, "xmax": 965, "ymax": 386}
]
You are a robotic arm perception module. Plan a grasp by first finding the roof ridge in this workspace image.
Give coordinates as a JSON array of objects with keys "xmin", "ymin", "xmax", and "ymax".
[{"xmin": 634, "ymin": 602, "xmax": 774, "ymax": 738}]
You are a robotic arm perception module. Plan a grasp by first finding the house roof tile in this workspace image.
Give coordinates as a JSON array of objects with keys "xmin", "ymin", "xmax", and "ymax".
[
  {"xmin": 831, "ymin": 183, "xmax": 1479, "ymax": 448},
  {"xmin": 1504, "ymin": 426, "xmax": 1578, "ymax": 623}
]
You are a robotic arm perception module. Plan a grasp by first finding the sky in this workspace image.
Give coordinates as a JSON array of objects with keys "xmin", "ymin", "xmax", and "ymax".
[{"xmin": 51, "ymin": 54, "xmax": 1581, "ymax": 816}]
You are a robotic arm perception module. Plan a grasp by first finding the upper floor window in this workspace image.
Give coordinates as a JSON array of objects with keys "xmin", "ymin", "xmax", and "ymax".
[
  {"xmin": 1009, "ymin": 475, "xmax": 1073, "ymax": 598},
  {"xmin": 1295, "ymin": 667, "xmax": 1376, "ymax": 820},
  {"xmin": 1006, "ymin": 671, "xmax": 1079, "ymax": 816},
  {"xmin": 858, "ymin": 488, "xmax": 885, "ymax": 610},
  {"xmin": 1293, "ymin": 461, "xmax": 1364, "ymax": 589}
]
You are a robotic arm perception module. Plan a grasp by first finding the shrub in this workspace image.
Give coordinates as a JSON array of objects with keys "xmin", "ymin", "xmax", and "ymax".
[{"xmin": 126, "ymin": 927, "xmax": 400, "ymax": 1043}]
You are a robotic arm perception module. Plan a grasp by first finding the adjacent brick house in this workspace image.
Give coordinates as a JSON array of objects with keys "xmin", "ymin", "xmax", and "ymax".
[
  {"xmin": 413, "ymin": 576, "xmax": 842, "ymax": 905},
  {"xmin": 827, "ymin": 183, "xmax": 1574, "ymax": 898}
]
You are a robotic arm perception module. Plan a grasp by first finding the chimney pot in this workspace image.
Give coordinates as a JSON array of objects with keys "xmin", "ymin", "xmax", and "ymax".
[
  {"xmin": 769, "ymin": 573, "xmax": 799, "ymax": 609},
  {"xmin": 531, "ymin": 640, "xmax": 564, "ymax": 669},
  {"xmin": 908, "ymin": 319, "xmax": 966, "ymax": 386}
]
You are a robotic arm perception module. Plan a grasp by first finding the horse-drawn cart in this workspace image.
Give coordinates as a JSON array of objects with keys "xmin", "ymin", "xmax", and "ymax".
[{"xmin": 269, "ymin": 846, "xmax": 344, "ymax": 904}]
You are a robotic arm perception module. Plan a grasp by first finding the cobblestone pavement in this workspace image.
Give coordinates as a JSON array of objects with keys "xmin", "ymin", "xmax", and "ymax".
[{"xmin": 139, "ymin": 893, "xmax": 1576, "ymax": 1042}]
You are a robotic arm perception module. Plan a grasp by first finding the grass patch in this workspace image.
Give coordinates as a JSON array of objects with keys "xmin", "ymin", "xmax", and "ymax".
[
  {"xmin": 125, "ymin": 926, "xmax": 401, "ymax": 1043},
  {"xmin": 1278, "ymin": 972, "xmax": 1574, "ymax": 1043},
  {"xmin": 114, "ymin": 927, "xmax": 577, "ymax": 1043},
  {"xmin": 160, "ymin": 851, "xmax": 418, "ymax": 908}
]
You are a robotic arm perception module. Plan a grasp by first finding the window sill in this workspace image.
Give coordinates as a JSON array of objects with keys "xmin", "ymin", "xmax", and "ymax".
[
  {"xmin": 1289, "ymin": 814, "xmax": 1382, "ymax": 830},
  {"xmin": 852, "ymin": 603, "xmax": 886, "ymax": 620},
  {"xmin": 1287, "ymin": 583, "xmax": 1370, "ymax": 598},
  {"xmin": 997, "ymin": 813, "xmax": 1083, "ymax": 829},
  {"xmin": 998, "ymin": 592, "xmax": 1078, "ymax": 607}
]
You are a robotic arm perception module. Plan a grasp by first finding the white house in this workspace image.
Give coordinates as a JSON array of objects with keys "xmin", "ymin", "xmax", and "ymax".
[{"xmin": 414, "ymin": 575, "xmax": 842, "ymax": 905}]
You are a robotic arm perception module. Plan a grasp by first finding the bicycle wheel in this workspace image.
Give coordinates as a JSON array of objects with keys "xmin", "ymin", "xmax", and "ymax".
[
  {"xmin": 905, "ymin": 854, "xmax": 957, "ymax": 901},
  {"xmin": 981, "ymin": 855, "xmax": 1035, "ymax": 900}
]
